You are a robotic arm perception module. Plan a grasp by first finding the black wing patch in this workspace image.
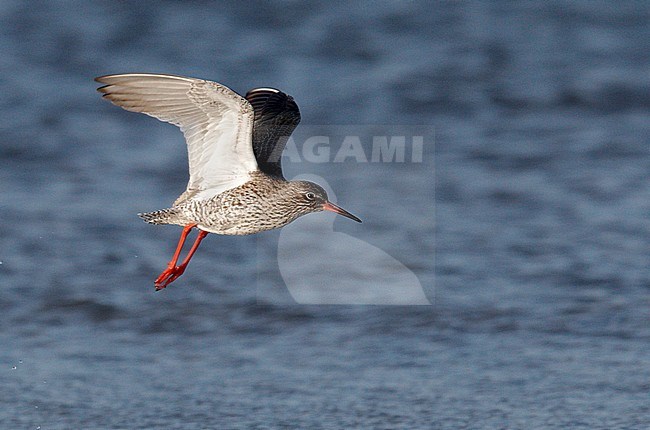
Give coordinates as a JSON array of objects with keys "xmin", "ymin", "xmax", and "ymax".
[{"xmin": 245, "ymin": 88, "xmax": 301, "ymax": 178}]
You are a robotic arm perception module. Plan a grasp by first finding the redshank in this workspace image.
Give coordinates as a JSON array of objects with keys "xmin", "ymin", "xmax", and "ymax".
[{"xmin": 95, "ymin": 73, "xmax": 361, "ymax": 290}]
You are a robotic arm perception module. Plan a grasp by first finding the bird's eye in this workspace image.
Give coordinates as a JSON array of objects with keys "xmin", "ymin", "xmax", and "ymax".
[{"xmin": 305, "ymin": 192, "xmax": 316, "ymax": 201}]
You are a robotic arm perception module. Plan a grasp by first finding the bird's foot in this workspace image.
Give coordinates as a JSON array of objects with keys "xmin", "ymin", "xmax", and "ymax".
[{"xmin": 154, "ymin": 265, "xmax": 187, "ymax": 290}]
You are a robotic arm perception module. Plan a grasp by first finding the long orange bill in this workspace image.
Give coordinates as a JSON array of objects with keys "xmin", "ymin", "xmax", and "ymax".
[{"xmin": 322, "ymin": 202, "xmax": 362, "ymax": 223}]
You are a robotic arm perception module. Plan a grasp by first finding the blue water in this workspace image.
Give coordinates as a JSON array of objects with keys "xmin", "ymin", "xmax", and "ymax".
[{"xmin": 2, "ymin": 1, "xmax": 650, "ymax": 428}]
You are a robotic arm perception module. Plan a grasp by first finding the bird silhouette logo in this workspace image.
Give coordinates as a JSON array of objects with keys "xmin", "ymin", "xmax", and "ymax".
[{"xmin": 278, "ymin": 174, "xmax": 431, "ymax": 305}]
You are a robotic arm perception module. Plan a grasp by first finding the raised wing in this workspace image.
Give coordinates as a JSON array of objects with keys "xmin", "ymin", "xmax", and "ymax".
[
  {"xmin": 245, "ymin": 88, "xmax": 300, "ymax": 178},
  {"xmin": 95, "ymin": 73, "xmax": 259, "ymax": 200}
]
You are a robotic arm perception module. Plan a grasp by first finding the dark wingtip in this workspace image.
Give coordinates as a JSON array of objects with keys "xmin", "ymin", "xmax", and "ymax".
[
  {"xmin": 245, "ymin": 88, "xmax": 300, "ymax": 120},
  {"xmin": 245, "ymin": 88, "xmax": 281, "ymax": 111}
]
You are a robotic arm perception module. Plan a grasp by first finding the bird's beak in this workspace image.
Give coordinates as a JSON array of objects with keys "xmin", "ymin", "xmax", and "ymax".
[{"xmin": 322, "ymin": 201, "xmax": 362, "ymax": 223}]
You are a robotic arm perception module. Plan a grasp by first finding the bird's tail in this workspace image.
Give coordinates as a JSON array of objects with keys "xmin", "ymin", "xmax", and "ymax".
[{"xmin": 138, "ymin": 208, "xmax": 181, "ymax": 225}]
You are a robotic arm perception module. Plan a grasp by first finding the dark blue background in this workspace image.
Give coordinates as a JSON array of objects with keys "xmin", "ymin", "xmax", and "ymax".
[{"xmin": 1, "ymin": 1, "xmax": 649, "ymax": 428}]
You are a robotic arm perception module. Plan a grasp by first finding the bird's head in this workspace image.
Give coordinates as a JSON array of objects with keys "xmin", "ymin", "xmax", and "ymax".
[{"xmin": 290, "ymin": 181, "xmax": 362, "ymax": 223}]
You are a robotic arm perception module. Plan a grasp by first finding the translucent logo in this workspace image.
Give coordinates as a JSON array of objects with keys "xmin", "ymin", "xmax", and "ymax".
[{"xmin": 276, "ymin": 174, "xmax": 431, "ymax": 305}]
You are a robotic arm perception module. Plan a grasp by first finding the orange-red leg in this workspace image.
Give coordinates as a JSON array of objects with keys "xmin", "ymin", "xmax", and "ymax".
[
  {"xmin": 160, "ymin": 224, "xmax": 196, "ymax": 271},
  {"xmin": 154, "ymin": 224, "xmax": 208, "ymax": 290}
]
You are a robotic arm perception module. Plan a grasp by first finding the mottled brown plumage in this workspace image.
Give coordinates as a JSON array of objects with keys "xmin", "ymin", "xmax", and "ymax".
[
  {"xmin": 139, "ymin": 172, "xmax": 338, "ymax": 235},
  {"xmin": 95, "ymin": 73, "xmax": 361, "ymax": 290}
]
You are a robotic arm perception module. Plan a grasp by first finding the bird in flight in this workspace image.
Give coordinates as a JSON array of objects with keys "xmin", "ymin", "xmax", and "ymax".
[{"xmin": 95, "ymin": 73, "xmax": 361, "ymax": 290}]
